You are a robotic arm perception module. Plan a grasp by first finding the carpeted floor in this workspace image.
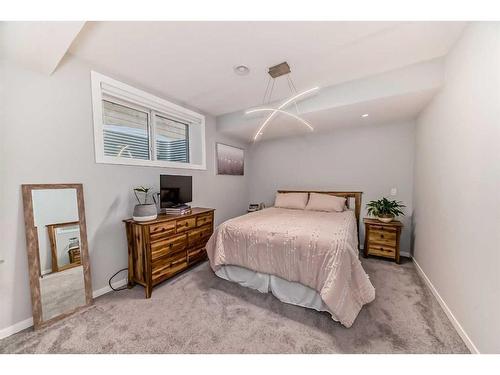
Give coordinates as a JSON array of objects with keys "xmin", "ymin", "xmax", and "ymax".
[{"xmin": 0, "ymin": 257, "xmax": 469, "ymax": 354}]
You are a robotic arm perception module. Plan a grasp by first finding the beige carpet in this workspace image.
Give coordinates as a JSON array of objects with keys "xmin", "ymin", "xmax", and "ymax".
[{"xmin": 0, "ymin": 257, "xmax": 469, "ymax": 353}]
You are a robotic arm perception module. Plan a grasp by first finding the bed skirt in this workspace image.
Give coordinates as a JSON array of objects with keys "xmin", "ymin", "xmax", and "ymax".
[{"xmin": 215, "ymin": 264, "xmax": 339, "ymax": 321}]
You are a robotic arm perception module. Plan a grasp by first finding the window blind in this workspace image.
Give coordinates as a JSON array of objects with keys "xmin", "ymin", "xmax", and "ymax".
[
  {"xmin": 102, "ymin": 100, "xmax": 150, "ymax": 160},
  {"xmin": 155, "ymin": 114, "xmax": 189, "ymax": 163}
]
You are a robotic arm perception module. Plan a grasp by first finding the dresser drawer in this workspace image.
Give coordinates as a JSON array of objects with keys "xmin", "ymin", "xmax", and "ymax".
[
  {"xmin": 150, "ymin": 221, "xmax": 176, "ymax": 241},
  {"xmin": 187, "ymin": 247, "xmax": 207, "ymax": 264},
  {"xmin": 187, "ymin": 225, "xmax": 212, "ymax": 247},
  {"xmin": 368, "ymin": 243, "xmax": 396, "ymax": 258},
  {"xmin": 368, "ymin": 229, "xmax": 397, "ymax": 245},
  {"xmin": 176, "ymin": 217, "xmax": 196, "ymax": 233},
  {"xmin": 152, "ymin": 256, "xmax": 187, "ymax": 284},
  {"xmin": 150, "ymin": 233, "xmax": 186, "ymax": 261},
  {"xmin": 196, "ymin": 213, "xmax": 213, "ymax": 227}
]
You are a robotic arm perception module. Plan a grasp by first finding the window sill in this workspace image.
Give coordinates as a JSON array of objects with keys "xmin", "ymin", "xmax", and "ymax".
[{"xmin": 95, "ymin": 156, "xmax": 207, "ymax": 170}]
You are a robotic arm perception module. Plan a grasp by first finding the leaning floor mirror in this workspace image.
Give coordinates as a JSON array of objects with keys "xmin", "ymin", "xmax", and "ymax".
[{"xmin": 22, "ymin": 184, "xmax": 93, "ymax": 329}]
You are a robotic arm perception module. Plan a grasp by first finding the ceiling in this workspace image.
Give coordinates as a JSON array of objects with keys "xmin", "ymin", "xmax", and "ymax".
[
  {"xmin": 0, "ymin": 21, "xmax": 84, "ymax": 75},
  {"xmin": 1, "ymin": 21, "xmax": 468, "ymax": 143},
  {"xmin": 219, "ymin": 89, "xmax": 438, "ymax": 142},
  {"xmin": 68, "ymin": 21, "xmax": 467, "ymax": 116}
]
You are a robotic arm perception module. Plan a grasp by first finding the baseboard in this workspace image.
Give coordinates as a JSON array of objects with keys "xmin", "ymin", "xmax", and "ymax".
[
  {"xmin": 0, "ymin": 278, "xmax": 128, "ymax": 340},
  {"xmin": 0, "ymin": 317, "xmax": 33, "ymax": 340},
  {"xmin": 413, "ymin": 258, "xmax": 479, "ymax": 354},
  {"xmin": 92, "ymin": 278, "xmax": 128, "ymax": 298}
]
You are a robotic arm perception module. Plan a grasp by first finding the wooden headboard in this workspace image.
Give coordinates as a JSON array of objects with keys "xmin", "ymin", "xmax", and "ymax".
[{"xmin": 277, "ymin": 190, "xmax": 363, "ymax": 239}]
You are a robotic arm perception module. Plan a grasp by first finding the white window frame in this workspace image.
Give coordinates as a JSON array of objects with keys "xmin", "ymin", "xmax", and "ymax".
[{"xmin": 91, "ymin": 71, "xmax": 206, "ymax": 170}]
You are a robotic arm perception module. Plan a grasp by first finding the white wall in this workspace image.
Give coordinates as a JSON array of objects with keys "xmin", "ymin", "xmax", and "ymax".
[
  {"xmin": 413, "ymin": 23, "xmax": 500, "ymax": 353},
  {"xmin": 0, "ymin": 55, "xmax": 249, "ymax": 333},
  {"xmin": 247, "ymin": 121, "xmax": 415, "ymax": 254}
]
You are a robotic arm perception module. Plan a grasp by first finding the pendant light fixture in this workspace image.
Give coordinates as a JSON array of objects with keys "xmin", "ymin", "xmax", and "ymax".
[{"xmin": 245, "ymin": 62, "xmax": 318, "ymax": 141}]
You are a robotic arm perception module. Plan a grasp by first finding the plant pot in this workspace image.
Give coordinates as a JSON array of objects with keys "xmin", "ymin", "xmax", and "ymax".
[
  {"xmin": 133, "ymin": 204, "xmax": 158, "ymax": 222},
  {"xmin": 377, "ymin": 214, "xmax": 394, "ymax": 223}
]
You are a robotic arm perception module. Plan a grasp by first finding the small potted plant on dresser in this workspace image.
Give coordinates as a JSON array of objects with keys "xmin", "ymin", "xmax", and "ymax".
[
  {"xmin": 364, "ymin": 197, "xmax": 405, "ymax": 263},
  {"xmin": 132, "ymin": 186, "xmax": 158, "ymax": 222}
]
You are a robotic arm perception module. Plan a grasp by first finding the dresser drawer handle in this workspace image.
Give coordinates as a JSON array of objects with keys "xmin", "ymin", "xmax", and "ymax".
[{"xmin": 381, "ymin": 234, "xmax": 384, "ymax": 238}]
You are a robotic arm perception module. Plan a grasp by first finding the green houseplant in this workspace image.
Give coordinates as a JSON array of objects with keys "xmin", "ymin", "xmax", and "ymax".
[{"xmin": 366, "ymin": 197, "xmax": 405, "ymax": 223}]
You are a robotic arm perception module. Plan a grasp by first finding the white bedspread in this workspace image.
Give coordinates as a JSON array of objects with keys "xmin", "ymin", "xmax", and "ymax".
[{"xmin": 206, "ymin": 207, "xmax": 375, "ymax": 327}]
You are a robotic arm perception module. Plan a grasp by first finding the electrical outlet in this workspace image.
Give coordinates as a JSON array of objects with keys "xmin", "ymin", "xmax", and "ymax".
[{"xmin": 390, "ymin": 187, "xmax": 397, "ymax": 196}]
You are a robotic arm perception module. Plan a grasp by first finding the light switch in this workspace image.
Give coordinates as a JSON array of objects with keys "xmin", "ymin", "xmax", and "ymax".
[{"xmin": 390, "ymin": 187, "xmax": 397, "ymax": 196}]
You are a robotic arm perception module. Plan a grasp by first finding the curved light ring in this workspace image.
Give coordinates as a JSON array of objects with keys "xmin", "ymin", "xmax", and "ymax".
[
  {"xmin": 246, "ymin": 86, "xmax": 319, "ymax": 140},
  {"xmin": 245, "ymin": 108, "xmax": 314, "ymax": 134}
]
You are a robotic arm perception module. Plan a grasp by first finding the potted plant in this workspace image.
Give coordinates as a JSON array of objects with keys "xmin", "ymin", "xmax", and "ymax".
[
  {"xmin": 366, "ymin": 197, "xmax": 405, "ymax": 223},
  {"xmin": 132, "ymin": 186, "xmax": 158, "ymax": 222}
]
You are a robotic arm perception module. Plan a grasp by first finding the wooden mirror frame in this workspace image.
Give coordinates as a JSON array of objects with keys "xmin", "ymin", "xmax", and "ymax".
[
  {"xmin": 21, "ymin": 183, "xmax": 93, "ymax": 330},
  {"xmin": 46, "ymin": 221, "xmax": 82, "ymax": 274}
]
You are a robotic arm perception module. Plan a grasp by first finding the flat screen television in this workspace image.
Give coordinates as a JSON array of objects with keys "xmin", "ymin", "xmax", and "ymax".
[{"xmin": 160, "ymin": 175, "xmax": 192, "ymax": 208}]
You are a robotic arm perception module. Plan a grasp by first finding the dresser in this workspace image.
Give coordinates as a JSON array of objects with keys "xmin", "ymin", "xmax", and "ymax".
[
  {"xmin": 363, "ymin": 218, "xmax": 403, "ymax": 263},
  {"xmin": 124, "ymin": 207, "xmax": 215, "ymax": 298}
]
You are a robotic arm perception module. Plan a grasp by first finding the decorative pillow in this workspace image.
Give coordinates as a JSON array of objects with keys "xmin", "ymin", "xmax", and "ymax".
[
  {"xmin": 305, "ymin": 193, "xmax": 346, "ymax": 212},
  {"xmin": 274, "ymin": 192, "xmax": 309, "ymax": 210}
]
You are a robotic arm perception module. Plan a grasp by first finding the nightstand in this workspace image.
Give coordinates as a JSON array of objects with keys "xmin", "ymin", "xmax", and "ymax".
[{"xmin": 363, "ymin": 218, "xmax": 403, "ymax": 263}]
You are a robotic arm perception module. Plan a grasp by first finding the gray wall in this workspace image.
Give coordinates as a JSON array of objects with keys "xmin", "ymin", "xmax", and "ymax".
[
  {"xmin": 247, "ymin": 121, "xmax": 415, "ymax": 254},
  {"xmin": 0, "ymin": 55, "xmax": 249, "ymax": 332},
  {"xmin": 413, "ymin": 23, "xmax": 500, "ymax": 353}
]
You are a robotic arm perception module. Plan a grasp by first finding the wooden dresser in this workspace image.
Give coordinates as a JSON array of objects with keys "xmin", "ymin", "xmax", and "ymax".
[
  {"xmin": 124, "ymin": 207, "xmax": 215, "ymax": 298},
  {"xmin": 363, "ymin": 218, "xmax": 403, "ymax": 264}
]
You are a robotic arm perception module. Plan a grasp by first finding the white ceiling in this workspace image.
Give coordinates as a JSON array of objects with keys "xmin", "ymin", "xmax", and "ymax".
[
  {"xmin": 0, "ymin": 21, "xmax": 84, "ymax": 75},
  {"xmin": 219, "ymin": 89, "xmax": 437, "ymax": 142},
  {"xmin": 69, "ymin": 21, "xmax": 467, "ymax": 116}
]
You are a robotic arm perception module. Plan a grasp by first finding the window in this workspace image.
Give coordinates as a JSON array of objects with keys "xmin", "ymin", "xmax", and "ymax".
[
  {"xmin": 103, "ymin": 100, "xmax": 150, "ymax": 160},
  {"xmin": 155, "ymin": 114, "xmax": 189, "ymax": 163},
  {"xmin": 91, "ymin": 71, "xmax": 206, "ymax": 169}
]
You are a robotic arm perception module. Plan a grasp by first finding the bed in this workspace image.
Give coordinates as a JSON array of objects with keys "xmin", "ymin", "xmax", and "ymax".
[{"xmin": 205, "ymin": 191, "xmax": 375, "ymax": 327}]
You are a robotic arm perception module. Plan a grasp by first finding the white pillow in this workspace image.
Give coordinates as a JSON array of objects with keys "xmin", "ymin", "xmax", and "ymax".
[
  {"xmin": 305, "ymin": 193, "xmax": 346, "ymax": 212},
  {"xmin": 274, "ymin": 192, "xmax": 309, "ymax": 210}
]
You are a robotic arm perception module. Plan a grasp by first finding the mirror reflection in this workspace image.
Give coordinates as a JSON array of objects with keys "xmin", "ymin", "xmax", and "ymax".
[{"xmin": 32, "ymin": 188, "xmax": 86, "ymax": 321}]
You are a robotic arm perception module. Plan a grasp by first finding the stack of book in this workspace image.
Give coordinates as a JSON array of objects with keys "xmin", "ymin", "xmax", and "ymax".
[{"xmin": 164, "ymin": 205, "xmax": 191, "ymax": 215}]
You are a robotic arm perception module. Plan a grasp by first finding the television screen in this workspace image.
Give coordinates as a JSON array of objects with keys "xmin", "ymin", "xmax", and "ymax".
[{"xmin": 160, "ymin": 175, "xmax": 192, "ymax": 208}]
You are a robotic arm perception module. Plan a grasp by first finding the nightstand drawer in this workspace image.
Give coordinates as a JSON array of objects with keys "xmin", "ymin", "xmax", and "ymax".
[
  {"xmin": 368, "ymin": 244, "xmax": 396, "ymax": 258},
  {"xmin": 368, "ymin": 229, "xmax": 397, "ymax": 244}
]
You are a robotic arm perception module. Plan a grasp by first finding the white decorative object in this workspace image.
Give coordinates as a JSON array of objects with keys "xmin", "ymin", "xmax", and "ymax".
[
  {"xmin": 133, "ymin": 204, "xmax": 158, "ymax": 222},
  {"xmin": 377, "ymin": 216, "xmax": 394, "ymax": 223}
]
